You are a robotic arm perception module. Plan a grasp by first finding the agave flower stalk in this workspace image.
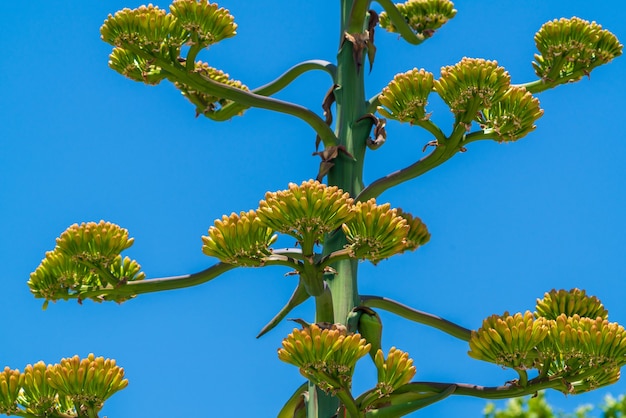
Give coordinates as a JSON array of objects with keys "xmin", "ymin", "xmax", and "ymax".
[{"xmin": 21, "ymin": 1, "xmax": 624, "ymax": 417}]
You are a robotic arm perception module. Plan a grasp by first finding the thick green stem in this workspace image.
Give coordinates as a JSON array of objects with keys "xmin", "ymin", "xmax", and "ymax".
[{"xmin": 308, "ymin": 2, "xmax": 372, "ymax": 417}]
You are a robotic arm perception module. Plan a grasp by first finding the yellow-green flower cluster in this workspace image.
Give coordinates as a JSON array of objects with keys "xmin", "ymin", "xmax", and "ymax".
[
  {"xmin": 434, "ymin": 58, "xmax": 511, "ymax": 124},
  {"xmin": 433, "ymin": 57, "xmax": 544, "ymax": 141},
  {"xmin": 0, "ymin": 368, "xmax": 22, "ymax": 415},
  {"xmin": 48, "ymin": 354, "xmax": 128, "ymax": 410},
  {"xmin": 477, "ymin": 86, "xmax": 543, "ymax": 142},
  {"xmin": 379, "ymin": 0, "xmax": 457, "ymax": 37},
  {"xmin": 100, "ymin": 5, "xmax": 186, "ymax": 52},
  {"xmin": 202, "ymin": 181, "xmax": 429, "ymax": 266},
  {"xmin": 377, "ymin": 68, "xmax": 434, "ymax": 124},
  {"xmin": 342, "ymin": 199, "xmax": 410, "ymax": 264},
  {"xmin": 19, "ymin": 362, "xmax": 72, "ymax": 417},
  {"xmin": 175, "ymin": 62, "xmax": 249, "ymax": 115},
  {"xmin": 257, "ymin": 180, "xmax": 354, "ymax": 248},
  {"xmin": 0, "ymin": 355, "xmax": 127, "ymax": 417},
  {"xmin": 468, "ymin": 311, "xmax": 551, "ymax": 370},
  {"xmin": 108, "ymin": 47, "xmax": 167, "ymax": 85},
  {"xmin": 28, "ymin": 221, "xmax": 145, "ymax": 306},
  {"xmin": 101, "ymin": 2, "xmax": 236, "ymax": 52},
  {"xmin": 56, "ymin": 221, "xmax": 134, "ymax": 268},
  {"xmin": 278, "ymin": 324, "xmax": 371, "ymax": 393},
  {"xmin": 539, "ymin": 314, "xmax": 626, "ymax": 393},
  {"xmin": 470, "ymin": 289, "xmax": 626, "ymax": 394},
  {"xmin": 533, "ymin": 17, "xmax": 623, "ymax": 83},
  {"xmin": 201, "ymin": 210, "xmax": 277, "ymax": 266},
  {"xmin": 101, "ymin": 1, "xmax": 238, "ymax": 90},
  {"xmin": 535, "ymin": 288, "xmax": 607, "ymax": 321},
  {"xmin": 374, "ymin": 347, "xmax": 416, "ymax": 397},
  {"xmin": 395, "ymin": 209, "xmax": 431, "ymax": 251},
  {"xmin": 169, "ymin": 0, "xmax": 237, "ymax": 47}
]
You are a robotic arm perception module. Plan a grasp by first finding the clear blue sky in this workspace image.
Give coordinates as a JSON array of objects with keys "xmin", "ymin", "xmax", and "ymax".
[{"xmin": 1, "ymin": 1, "xmax": 625, "ymax": 416}]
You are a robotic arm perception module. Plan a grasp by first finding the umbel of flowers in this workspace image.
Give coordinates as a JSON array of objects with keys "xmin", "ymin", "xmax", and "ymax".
[
  {"xmin": 0, "ymin": 354, "xmax": 127, "ymax": 417},
  {"xmin": 469, "ymin": 289, "xmax": 626, "ymax": 393}
]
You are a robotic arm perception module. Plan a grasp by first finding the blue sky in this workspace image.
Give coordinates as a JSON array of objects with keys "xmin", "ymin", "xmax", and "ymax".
[{"xmin": 1, "ymin": 1, "xmax": 625, "ymax": 416}]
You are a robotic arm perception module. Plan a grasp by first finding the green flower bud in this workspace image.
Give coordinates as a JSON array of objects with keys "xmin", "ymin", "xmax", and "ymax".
[
  {"xmin": 201, "ymin": 210, "xmax": 277, "ymax": 266},
  {"xmin": 468, "ymin": 311, "xmax": 550, "ymax": 370},
  {"xmin": 535, "ymin": 288, "xmax": 608, "ymax": 321},
  {"xmin": 257, "ymin": 180, "xmax": 354, "ymax": 248},
  {"xmin": 175, "ymin": 61, "xmax": 249, "ymax": 117},
  {"xmin": 379, "ymin": 0, "xmax": 457, "ymax": 37},
  {"xmin": 374, "ymin": 347, "xmax": 416, "ymax": 397},
  {"xmin": 377, "ymin": 68, "xmax": 434, "ymax": 124},
  {"xmin": 434, "ymin": 58, "xmax": 511, "ymax": 124},
  {"xmin": 169, "ymin": 0, "xmax": 237, "ymax": 48},
  {"xmin": 278, "ymin": 324, "xmax": 370, "ymax": 393},
  {"xmin": 533, "ymin": 17, "xmax": 622, "ymax": 83},
  {"xmin": 108, "ymin": 47, "xmax": 167, "ymax": 85},
  {"xmin": 342, "ymin": 199, "xmax": 409, "ymax": 264},
  {"xmin": 477, "ymin": 86, "xmax": 543, "ymax": 142}
]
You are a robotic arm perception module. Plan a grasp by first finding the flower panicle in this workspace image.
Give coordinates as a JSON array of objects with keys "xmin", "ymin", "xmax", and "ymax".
[
  {"xmin": 100, "ymin": 5, "xmax": 186, "ymax": 52},
  {"xmin": 108, "ymin": 47, "xmax": 167, "ymax": 85},
  {"xmin": 533, "ymin": 17, "xmax": 622, "ymax": 83},
  {"xmin": 468, "ymin": 311, "xmax": 550, "ymax": 370},
  {"xmin": 374, "ymin": 347, "xmax": 416, "ymax": 397},
  {"xmin": 257, "ymin": 180, "xmax": 354, "ymax": 247},
  {"xmin": 278, "ymin": 324, "xmax": 370, "ymax": 393},
  {"xmin": 478, "ymin": 86, "xmax": 543, "ymax": 142},
  {"xmin": 169, "ymin": 0, "xmax": 237, "ymax": 47},
  {"xmin": 535, "ymin": 288, "xmax": 608, "ymax": 321},
  {"xmin": 342, "ymin": 199, "xmax": 409, "ymax": 264},
  {"xmin": 48, "ymin": 354, "xmax": 128, "ymax": 407},
  {"xmin": 379, "ymin": 0, "xmax": 457, "ymax": 38},
  {"xmin": 434, "ymin": 57, "xmax": 511, "ymax": 124},
  {"xmin": 377, "ymin": 68, "xmax": 435, "ymax": 124},
  {"xmin": 28, "ymin": 222, "xmax": 144, "ymax": 307},
  {"xmin": 201, "ymin": 210, "xmax": 277, "ymax": 266}
]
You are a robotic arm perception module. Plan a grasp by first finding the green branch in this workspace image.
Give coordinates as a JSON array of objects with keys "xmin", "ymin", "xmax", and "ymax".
[
  {"xmin": 126, "ymin": 45, "xmax": 338, "ymax": 148},
  {"xmin": 359, "ymin": 295, "xmax": 472, "ymax": 341},
  {"xmin": 79, "ymin": 262, "xmax": 237, "ymax": 299},
  {"xmin": 356, "ymin": 142, "xmax": 457, "ymax": 201},
  {"xmin": 212, "ymin": 60, "xmax": 337, "ymax": 121},
  {"xmin": 374, "ymin": 0, "xmax": 426, "ymax": 45},
  {"xmin": 364, "ymin": 384, "xmax": 456, "ymax": 417},
  {"xmin": 514, "ymin": 66, "xmax": 603, "ymax": 94}
]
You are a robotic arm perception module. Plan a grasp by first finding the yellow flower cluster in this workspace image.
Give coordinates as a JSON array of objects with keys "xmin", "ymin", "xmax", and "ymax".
[
  {"xmin": 379, "ymin": 0, "xmax": 457, "ymax": 37},
  {"xmin": 203, "ymin": 180, "xmax": 430, "ymax": 266},
  {"xmin": 278, "ymin": 324, "xmax": 371, "ymax": 393},
  {"xmin": 469, "ymin": 289, "xmax": 626, "ymax": 394},
  {"xmin": 0, "ymin": 355, "xmax": 127, "ymax": 417},
  {"xmin": 28, "ymin": 221, "xmax": 144, "ymax": 307},
  {"xmin": 533, "ymin": 17, "xmax": 622, "ymax": 82}
]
